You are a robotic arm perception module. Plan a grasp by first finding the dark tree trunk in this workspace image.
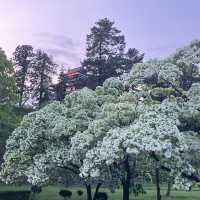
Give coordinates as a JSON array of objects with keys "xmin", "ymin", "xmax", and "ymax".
[
  {"xmin": 122, "ymin": 156, "xmax": 131, "ymax": 200},
  {"xmin": 86, "ymin": 184, "xmax": 92, "ymax": 200},
  {"xmin": 19, "ymin": 72, "xmax": 26, "ymax": 107},
  {"xmin": 93, "ymin": 183, "xmax": 102, "ymax": 200},
  {"xmin": 122, "ymin": 181, "xmax": 130, "ymax": 200},
  {"xmin": 28, "ymin": 191, "xmax": 36, "ymax": 200},
  {"xmin": 38, "ymin": 73, "xmax": 44, "ymax": 108},
  {"xmin": 155, "ymin": 163, "xmax": 161, "ymax": 200},
  {"xmin": 166, "ymin": 179, "xmax": 171, "ymax": 197},
  {"xmin": 19, "ymin": 86, "xmax": 23, "ymax": 107},
  {"xmin": 38, "ymin": 64, "xmax": 45, "ymax": 108},
  {"xmin": 19, "ymin": 91, "xmax": 23, "ymax": 107}
]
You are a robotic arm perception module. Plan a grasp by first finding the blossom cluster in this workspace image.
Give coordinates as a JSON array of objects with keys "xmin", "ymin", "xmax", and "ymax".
[{"xmin": 1, "ymin": 41, "xmax": 200, "ymax": 190}]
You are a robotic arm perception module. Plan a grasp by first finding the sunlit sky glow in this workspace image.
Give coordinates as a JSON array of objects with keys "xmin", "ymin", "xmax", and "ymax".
[{"xmin": 0, "ymin": 0, "xmax": 200, "ymax": 69}]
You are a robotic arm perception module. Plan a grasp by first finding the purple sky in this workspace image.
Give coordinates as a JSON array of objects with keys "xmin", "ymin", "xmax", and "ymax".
[{"xmin": 0, "ymin": 0, "xmax": 200, "ymax": 68}]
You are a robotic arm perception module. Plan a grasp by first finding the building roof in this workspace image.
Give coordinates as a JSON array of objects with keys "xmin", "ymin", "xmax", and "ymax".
[{"xmin": 64, "ymin": 67, "xmax": 82, "ymax": 78}]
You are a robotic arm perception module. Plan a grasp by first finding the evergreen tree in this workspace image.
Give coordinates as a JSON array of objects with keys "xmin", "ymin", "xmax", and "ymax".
[
  {"xmin": 30, "ymin": 50, "xmax": 57, "ymax": 108},
  {"xmin": 56, "ymin": 68, "xmax": 66, "ymax": 101},
  {"xmin": 82, "ymin": 18, "xmax": 143, "ymax": 89},
  {"xmin": 0, "ymin": 48, "xmax": 16, "ymax": 104},
  {"xmin": 0, "ymin": 105, "xmax": 31, "ymax": 164},
  {"xmin": 123, "ymin": 48, "xmax": 144, "ymax": 73},
  {"xmin": 13, "ymin": 45, "xmax": 34, "ymax": 107}
]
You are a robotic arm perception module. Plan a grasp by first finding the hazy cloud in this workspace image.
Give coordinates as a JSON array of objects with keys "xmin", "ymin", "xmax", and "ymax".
[
  {"xmin": 44, "ymin": 48, "xmax": 82, "ymax": 66},
  {"xmin": 37, "ymin": 32, "xmax": 79, "ymax": 49},
  {"xmin": 35, "ymin": 32, "xmax": 83, "ymax": 67}
]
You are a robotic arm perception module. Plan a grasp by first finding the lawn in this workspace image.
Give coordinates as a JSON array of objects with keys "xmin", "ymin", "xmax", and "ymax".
[{"xmin": 0, "ymin": 184, "xmax": 200, "ymax": 200}]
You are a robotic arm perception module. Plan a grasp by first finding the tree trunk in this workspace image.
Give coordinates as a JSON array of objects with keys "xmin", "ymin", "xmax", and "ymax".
[
  {"xmin": 38, "ymin": 65, "xmax": 45, "ymax": 108},
  {"xmin": 93, "ymin": 183, "xmax": 102, "ymax": 200},
  {"xmin": 38, "ymin": 75, "xmax": 44, "ymax": 108},
  {"xmin": 19, "ymin": 89, "xmax": 23, "ymax": 107},
  {"xmin": 19, "ymin": 73, "xmax": 25, "ymax": 107},
  {"xmin": 28, "ymin": 191, "xmax": 35, "ymax": 200},
  {"xmin": 122, "ymin": 156, "xmax": 131, "ymax": 200},
  {"xmin": 86, "ymin": 184, "xmax": 92, "ymax": 200},
  {"xmin": 155, "ymin": 163, "xmax": 161, "ymax": 200},
  {"xmin": 122, "ymin": 181, "xmax": 130, "ymax": 200},
  {"xmin": 166, "ymin": 179, "xmax": 171, "ymax": 197}
]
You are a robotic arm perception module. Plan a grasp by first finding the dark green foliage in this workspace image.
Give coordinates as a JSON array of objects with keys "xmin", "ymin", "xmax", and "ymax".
[
  {"xmin": 30, "ymin": 50, "xmax": 57, "ymax": 108},
  {"xmin": 96, "ymin": 192, "xmax": 108, "ymax": 200},
  {"xmin": 132, "ymin": 184, "xmax": 146, "ymax": 196},
  {"xmin": 13, "ymin": 45, "xmax": 34, "ymax": 107},
  {"xmin": 13, "ymin": 45, "xmax": 57, "ymax": 108},
  {"xmin": 31, "ymin": 185, "xmax": 42, "ymax": 193},
  {"xmin": 77, "ymin": 190, "xmax": 83, "ymax": 196},
  {"xmin": 0, "ymin": 191, "xmax": 30, "ymax": 200},
  {"xmin": 59, "ymin": 189, "xmax": 72, "ymax": 199},
  {"xmin": 109, "ymin": 188, "xmax": 116, "ymax": 193},
  {"xmin": 0, "ymin": 105, "xmax": 32, "ymax": 163},
  {"xmin": 55, "ymin": 68, "xmax": 66, "ymax": 101},
  {"xmin": 82, "ymin": 18, "xmax": 143, "ymax": 89},
  {"xmin": 0, "ymin": 48, "xmax": 16, "ymax": 104},
  {"xmin": 150, "ymin": 87, "xmax": 175, "ymax": 101}
]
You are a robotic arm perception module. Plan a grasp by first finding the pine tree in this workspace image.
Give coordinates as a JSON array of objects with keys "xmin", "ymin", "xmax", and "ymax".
[
  {"xmin": 82, "ymin": 18, "xmax": 144, "ymax": 89},
  {"xmin": 56, "ymin": 68, "xmax": 66, "ymax": 101},
  {"xmin": 30, "ymin": 50, "xmax": 57, "ymax": 108},
  {"xmin": 13, "ymin": 45, "xmax": 34, "ymax": 107},
  {"xmin": 123, "ymin": 48, "xmax": 144, "ymax": 73},
  {"xmin": 0, "ymin": 48, "xmax": 16, "ymax": 104}
]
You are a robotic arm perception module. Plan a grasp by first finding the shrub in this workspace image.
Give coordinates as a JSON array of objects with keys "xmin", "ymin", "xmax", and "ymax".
[
  {"xmin": 31, "ymin": 185, "xmax": 42, "ymax": 193},
  {"xmin": 133, "ymin": 184, "xmax": 146, "ymax": 196},
  {"xmin": 77, "ymin": 190, "xmax": 83, "ymax": 196},
  {"xmin": 150, "ymin": 87, "xmax": 175, "ymax": 101},
  {"xmin": 59, "ymin": 189, "xmax": 72, "ymax": 199},
  {"xmin": 0, "ymin": 191, "xmax": 30, "ymax": 200},
  {"xmin": 109, "ymin": 188, "xmax": 115, "ymax": 193},
  {"xmin": 96, "ymin": 192, "xmax": 108, "ymax": 200}
]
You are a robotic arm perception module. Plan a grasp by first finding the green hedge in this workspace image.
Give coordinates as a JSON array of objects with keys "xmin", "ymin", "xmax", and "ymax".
[{"xmin": 0, "ymin": 191, "xmax": 30, "ymax": 200}]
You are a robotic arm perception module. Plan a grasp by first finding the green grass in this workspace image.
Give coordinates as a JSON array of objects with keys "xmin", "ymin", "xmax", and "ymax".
[{"xmin": 0, "ymin": 185, "xmax": 199, "ymax": 200}]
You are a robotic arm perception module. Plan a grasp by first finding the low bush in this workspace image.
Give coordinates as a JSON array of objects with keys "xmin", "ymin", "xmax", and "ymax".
[
  {"xmin": 31, "ymin": 185, "xmax": 42, "ymax": 193},
  {"xmin": 0, "ymin": 191, "xmax": 30, "ymax": 200},
  {"xmin": 59, "ymin": 189, "xmax": 72, "ymax": 199},
  {"xmin": 77, "ymin": 190, "xmax": 83, "ymax": 196},
  {"xmin": 133, "ymin": 184, "xmax": 146, "ymax": 196},
  {"xmin": 96, "ymin": 192, "xmax": 108, "ymax": 200}
]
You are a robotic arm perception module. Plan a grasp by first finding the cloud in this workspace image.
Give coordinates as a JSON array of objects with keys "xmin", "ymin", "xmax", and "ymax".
[
  {"xmin": 45, "ymin": 48, "xmax": 78, "ymax": 58},
  {"xmin": 35, "ymin": 32, "xmax": 84, "ymax": 67},
  {"xmin": 37, "ymin": 32, "xmax": 79, "ymax": 49},
  {"xmin": 44, "ymin": 48, "xmax": 82, "ymax": 66}
]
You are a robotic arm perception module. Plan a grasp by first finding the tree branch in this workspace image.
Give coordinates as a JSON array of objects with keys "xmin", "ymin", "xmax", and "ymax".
[
  {"xmin": 150, "ymin": 152, "xmax": 200, "ymax": 182},
  {"xmin": 58, "ymin": 165, "xmax": 80, "ymax": 175},
  {"xmin": 160, "ymin": 77, "xmax": 189, "ymax": 101}
]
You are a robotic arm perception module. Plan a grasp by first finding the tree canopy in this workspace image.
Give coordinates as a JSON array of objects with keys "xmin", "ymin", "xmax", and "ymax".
[
  {"xmin": 1, "ymin": 40, "xmax": 200, "ymax": 200},
  {"xmin": 82, "ymin": 18, "xmax": 144, "ymax": 89},
  {"xmin": 0, "ymin": 48, "xmax": 16, "ymax": 104},
  {"xmin": 13, "ymin": 45, "xmax": 34, "ymax": 107}
]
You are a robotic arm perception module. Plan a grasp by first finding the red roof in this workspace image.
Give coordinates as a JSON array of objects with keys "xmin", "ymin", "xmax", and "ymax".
[
  {"xmin": 64, "ymin": 67, "xmax": 81, "ymax": 78},
  {"xmin": 67, "ymin": 67, "xmax": 81, "ymax": 73}
]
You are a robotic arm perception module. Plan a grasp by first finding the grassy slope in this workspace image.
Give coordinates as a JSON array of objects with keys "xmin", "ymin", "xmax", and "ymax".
[{"xmin": 0, "ymin": 185, "xmax": 199, "ymax": 200}]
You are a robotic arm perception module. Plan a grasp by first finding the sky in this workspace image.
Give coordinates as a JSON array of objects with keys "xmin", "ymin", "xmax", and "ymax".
[{"xmin": 0, "ymin": 0, "xmax": 200, "ymax": 69}]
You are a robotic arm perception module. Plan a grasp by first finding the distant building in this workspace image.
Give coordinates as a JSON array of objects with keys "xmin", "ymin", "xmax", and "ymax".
[
  {"xmin": 64, "ymin": 67, "xmax": 83, "ymax": 92},
  {"xmin": 48, "ymin": 67, "xmax": 86, "ymax": 101}
]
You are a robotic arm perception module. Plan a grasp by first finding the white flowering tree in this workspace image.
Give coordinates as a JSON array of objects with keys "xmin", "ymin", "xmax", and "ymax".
[
  {"xmin": 0, "ymin": 87, "xmax": 103, "ymax": 200},
  {"xmin": 67, "ymin": 78, "xmax": 143, "ymax": 199},
  {"xmin": 80, "ymin": 96, "xmax": 199, "ymax": 200},
  {"xmin": 0, "ymin": 78, "xmax": 139, "ymax": 200},
  {"xmin": 80, "ymin": 41, "xmax": 200, "ymax": 200},
  {"xmin": 1, "ymin": 40, "xmax": 200, "ymax": 200}
]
